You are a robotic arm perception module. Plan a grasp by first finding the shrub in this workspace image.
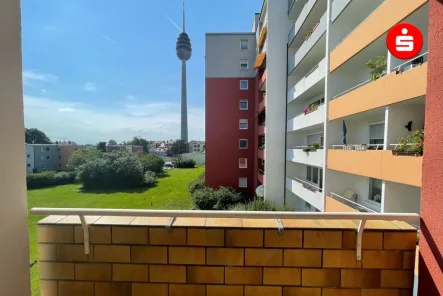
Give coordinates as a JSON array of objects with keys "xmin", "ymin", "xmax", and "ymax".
[
  {"xmin": 27, "ymin": 171, "xmax": 77, "ymax": 189},
  {"xmin": 77, "ymin": 152, "xmax": 145, "ymax": 189},
  {"xmin": 192, "ymin": 187, "xmax": 217, "ymax": 210},
  {"xmin": 144, "ymin": 171, "xmax": 157, "ymax": 186},
  {"xmin": 68, "ymin": 149, "xmax": 103, "ymax": 170},
  {"xmin": 213, "ymin": 187, "xmax": 245, "ymax": 210},
  {"xmin": 139, "ymin": 154, "xmax": 165, "ymax": 174},
  {"xmin": 230, "ymin": 199, "xmax": 293, "ymax": 212},
  {"xmin": 174, "ymin": 158, "xmax": 196, "ymax": 168},
  {"xmin": 188, "ymin": 173, "xmax": 205, "ymax": 194}
]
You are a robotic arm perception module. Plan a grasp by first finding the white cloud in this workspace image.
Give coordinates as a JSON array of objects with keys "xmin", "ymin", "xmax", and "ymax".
[
  {"xmin": 84, "ymin": 82, "xmax": 97, "ymax": 92},
  {"xmin": 23, "ymin": 70, "xmax": 59, "ymax": 85},
  {"xmin": 23, "ymin": 95, "xmax": 205, "ymax": 144}
]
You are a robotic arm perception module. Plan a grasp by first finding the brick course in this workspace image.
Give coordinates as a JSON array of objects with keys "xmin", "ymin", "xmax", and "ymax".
[{"xmin": 37, "ymin": 216, "xmax": 417, "ymax": 296}]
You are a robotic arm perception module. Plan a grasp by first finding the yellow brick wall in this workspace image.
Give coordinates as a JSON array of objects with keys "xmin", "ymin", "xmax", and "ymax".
[{"xmin": 37, "ymin": 217, "xmax": 417, "ymax": 296}]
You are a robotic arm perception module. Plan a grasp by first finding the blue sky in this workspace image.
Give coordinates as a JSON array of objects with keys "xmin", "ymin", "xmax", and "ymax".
[{"xmin": 21, "ymin": 0, "xmax": 260, "ymax": 144}]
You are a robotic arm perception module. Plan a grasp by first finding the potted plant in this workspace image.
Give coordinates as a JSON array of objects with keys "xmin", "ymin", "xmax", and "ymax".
[
  {"xmin": 366, "ymin": 56, "xmax": 387, "ymax": 81},
  {"xmin": 312, "ymin": 143, "xmax": 320, "ymax": 150},
  {"xmin": 303, "ymin": 108, "xmax": 310, "ymax": 115},
  {"xmin": 309, "ymin": 104, "xmax": 318, "ymax": 112},
  {"xmin": 343, "ymin": 144, "xmax": 354, "ymax": 151},
  {"xmin": 305, "ymin": 30, "xmax": 312, "ymax": 40},
  {"xmin": 303, "ymin": 146, "xmax": 312, "ymax": 152},
  {"xmin": 312, "ymin": 22, "xmax": 319, "ymax": 32},
  {"xmin": 392, "ymin": 130, "xmax": 424, "ymax": 156}
]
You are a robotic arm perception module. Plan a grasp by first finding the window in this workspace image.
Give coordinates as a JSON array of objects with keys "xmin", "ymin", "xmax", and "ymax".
[
  {"xmin": 306, "ymin": 166, "xmax": 323, "ymax": 189},
  {"xmin": 46, "ymin": 147, "xmax": 50, "ymax": 151},
  {"xmin": 46, "ymin": 156, "xmax": 51, "ymax": 160},
  {"xmin": 310, "ymin": 97, "xmax": 325, "ymax": 107},
  {"xmin": 307, "ymin": 133, "xmax": 323, "ymax": 147},
  {"xmin": 369, "ymin": 178, "xmax": 382, "ymax": 203},
  {"xmin": 239, "ymin": 177, "xmax": 247, "ymax": 188},
  {"xmin": 58, "ymin": 156, "xmax": 61, "ymax": 160},
  {"xmin": 239, "ymin": 119, "xmax": 248, "ymax": 130},
  {"xmin": 27, "ymin": 154, "xmax": 30, "ymax": 158},
  {"xmin": 27, "ymin": 164, "xmax": 31, "ymax": 167},
  {"xmin": 240, "ymin": 80, "xmax": 248, "ymax": 90},
  {"xmin": 239, "ymin": 139, "xmax": 248, "ymax": 149},
  {"xmin": 369, "ymin": 123, "xmax": 385, "ymax": 145},
  {"xmin": 240, "ymin": 59, "xmax": 248, "ymax": 71},
  {"xmin": 239, "ymin": 158, "xmax": 247, "ymax": 168},
  {"xmin": 240, "ymin": 100, "xmax": 248, "ymax": 110},
  {"xmin": 58, "ymin": 164, "xmax": 62, "ymax": 168},
  {"xmin": 240, "ymin": 40, "xmax": 249, "ymax": 50}
]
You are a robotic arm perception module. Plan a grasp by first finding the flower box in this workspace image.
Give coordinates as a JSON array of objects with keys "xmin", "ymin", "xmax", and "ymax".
[{"xmin": 392, "ymin": 150, "xmax": 422, "ymax": 156}]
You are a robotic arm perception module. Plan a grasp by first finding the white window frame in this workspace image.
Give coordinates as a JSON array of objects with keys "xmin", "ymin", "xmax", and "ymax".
[
  {"xmin": 368, "ymin": 121, "xmax": 385, "ymax": 145},
  {"xmin": 239, "ymin": 158, "xmax": 247, "ymax": 169},
  {"xmin": 239, "ymin": 100, "xmax": 248, "ymax": 110},
  {"xmin": 239, "ymin": 119, "xmax": 248, "ymax": 130},
  {"xmin": 239, "ymin": 139, "xmax": 248, "ymax": 149},
  {"xmin": 240, "ymin": 80, "xmax": 248, "ymax": 90},
  {"xmin": 240, "ymin": 59, "xmax": 248, "ymax": 71},
  {"xmin": 239, "ymin": 177, "xmax": 247, "ymax": 188},
  {"xmin": 369, "ymin": 178, "xmax": 382, "ymax": 204},
  {"xmin": 306, "ymin": 166, "xmax": 323, "ymax": 189},
  {"xmin": 240, "ymin": 39, "xmax": 249, "ymax": 50}
]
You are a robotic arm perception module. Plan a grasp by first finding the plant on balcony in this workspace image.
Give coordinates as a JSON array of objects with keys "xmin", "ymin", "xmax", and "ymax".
[
  {"xmin": 312, "ymin": 143, "xmax": 320, "ymax": 150},
  {"xmin": 303, "ymin": 104, "xmax": 318, "ymax": 115},
  {"xmin": 343, "ymin": 144, "xmax": 355, "ymax": 151},
  {"xmin": 366, "ymin": 56, "xmax": 387, "ymax": 81},
  {"xmin": 303, "ymin": 146, "xmax": 312, "ymax": 152},
  {"xmin": 392, "ymin": 129, "xmax": 424, "ymax": 156},
  {"xmin": 355, "ymin": 144, "xmax": 368, "ymax": 151}
]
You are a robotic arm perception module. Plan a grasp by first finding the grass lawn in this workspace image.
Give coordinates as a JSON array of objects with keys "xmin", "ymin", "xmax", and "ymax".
[{"xmin": 28, "ymin": 166, "xmax": 204, "ymax": 296}]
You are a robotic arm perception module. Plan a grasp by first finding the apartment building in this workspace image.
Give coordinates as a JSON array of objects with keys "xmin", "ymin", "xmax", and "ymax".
[
  {"xmin": 27, "ymin": 144, "xmax": 58, "ymax": 173},
  {"xmin": 57, "ymin": 144, "xmax": 80, "ymax": 171},
  {"xmin": 188, "ymin": 140, "xmax": 205, "ymax": 153},
  {"xmin": 206, "ymin": 0, "xmax": 429, "ymax": 217},
  {"xmin": 25, "ymin": 144, "xmax": 34, "ymax": 173}
]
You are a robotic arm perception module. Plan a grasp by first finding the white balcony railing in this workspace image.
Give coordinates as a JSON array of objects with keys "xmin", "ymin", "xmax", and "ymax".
[
  {"xmin": 286, "ymin": 148, "xmax": 324, "ymax": 167},
  {"xmin": 287, "ymin": 103, "xmax": 325, "ymax": 132},
  {"xmin": 329, "ymin": 192, "xmax": 376, "ymax": 213},
  {"xmin": 31, "ymin": 207, "xmax": 419, "ymax": 260},
  {"xmin": 288, "ymin": 57, "xmax": 326, "ymax": 103},
  {"xmin": 291, "ymin": 11, "xmax": 327, "ymax": 72},
  {"xmin": 288, "ymin": 0, "xmax": 319, "ymax": 45},
  {"xmin": 286, "ymin": 176, "xmax": 324, "ymax": 212},
  {"xmin": 391, "ymin": 52, "xmax": 428, "ymax": 73}
]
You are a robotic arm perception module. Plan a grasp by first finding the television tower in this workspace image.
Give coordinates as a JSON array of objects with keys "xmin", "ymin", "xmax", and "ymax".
[{"xmin": 176, "ymin": 1, "xmax": 192, "ymax": 142}]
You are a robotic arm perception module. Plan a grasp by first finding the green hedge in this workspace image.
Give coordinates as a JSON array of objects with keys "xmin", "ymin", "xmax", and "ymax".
[
  {"xmin": 174, "ymin": 158, "xmax": 196, "ymax": 168},
  {"xmin": 230, "ymin": 199, "xmax": 293, "ymax": 211},
  {"xmin": 192, "ymin": 186, "xmax": 246, "ymax": 210},
  {"xmin": 27, "ymin": 171, "xmax": 77, "ymax": 189}
]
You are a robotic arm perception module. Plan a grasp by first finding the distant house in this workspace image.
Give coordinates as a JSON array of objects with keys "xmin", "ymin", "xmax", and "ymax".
[
  {"xmin": 188, "ymin": 141, "xmax": 205, "ymax": 153},
  {"xmin": 26, "ymin": 144, "xmax": 58, "ymax": 173},
  {"xmin": 106, "ymin": 145, "xmax": 143, "ymax": 155}
]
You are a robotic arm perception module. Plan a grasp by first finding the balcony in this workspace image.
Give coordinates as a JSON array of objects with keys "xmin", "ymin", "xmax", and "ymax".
[
  {"xmin": 286, "ymin": 148, "xmax": 324, "ymax": 167},
  {"xmin": 288, "ymin": 57, "xmax": 326, "ymax": 104},
  {"xmin": 326, "ymin": 193, "xmax": 377, "ymax": 213},
  {"xmin": 289, "ymin": 12, "xmax": 326, "ymax": 75},
  {"xmin": 258, "ymin": 147, "xmax": 265, "ymax": 160},
  {"xmin": 257, "ymin": 169, "xmax": 264, "ymax": 184},
  {"xmin": 258, "ymin": 94, "xmax": 266, "ymax": 113},
  {"xmin": 286, "ymin": 176, "xmax": 324, "ymax": 211},
  {"xmin": 327, "ymin": 149, "xmax": 422, "ymax": 187},
  {"xmin": 329, "ymin": 61, "xmax": 427, "ymax": 121},
  {"xmin": 287, "ymin": 103, "xmax": 325, "ymax": 132},
  {"xmin": 258, "ymin": 68, "xmax": 267, "ymax": 92},
  {"xmin": 288, "ymin": 0, "xmax": 326, "ymax": 48},
  {"xmin": 330, "ymin": 0, "xmax": 428, "ymax": 72},
  {"xmin": 288, "ymin": 0, "xmax": 304, "ymax": 20}
]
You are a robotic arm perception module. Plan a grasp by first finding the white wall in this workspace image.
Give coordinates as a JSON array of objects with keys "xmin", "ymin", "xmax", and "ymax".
[
  {"xmin": 327, "ymin": 170, "xmax": 371, "ymax": 206},
  {"xmin": 0, "ymin": 0, "xmax": 31, "ymax": 294},
  {"xmin": 384, "ymin": 181, "xmax": 421, "ymax": 214},
  {"xmin": 182, "ymin": 153, "xmax": 205, "ymax": 165},
  {"xmin": 265, "ymin": 0, "xmax": 292, "ymax": 206},
  {"xmin": 205, "ymin": 33, "xmax": 257, "ymax": 78},
  {"xmin": 285, "ymin": 189, "xmax": 307, "ymax": 211},
  {"xmin": 386, "ymin": 102, "xmax": 425, "ymax": 146}
]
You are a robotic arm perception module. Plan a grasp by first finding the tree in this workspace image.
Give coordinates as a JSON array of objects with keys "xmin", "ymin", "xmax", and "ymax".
[
  {"xmin": 123, "ymin": 137, "xmax": 149, "ymax": 153},
  {"xmin": 108, "ymin": 139, "xmax": 117, "ymax": 145},
  {"xmin": 97, "ymin": 142, "xmax": 107, "ymax": 152},
  {"xmin": 169, "ymin": 140, "xmax": 188, "ymax": 156},
  {"xmin": 25, "ymin": 128, "xmax": 51, "ymax": 144},
  {"xmin": 68, "ymin": 149, "xmax": 103, "ymax": 170}
]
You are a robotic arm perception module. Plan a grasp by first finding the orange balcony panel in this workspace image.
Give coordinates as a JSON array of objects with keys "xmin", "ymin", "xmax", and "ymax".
[
  {"xmin": 258, "ymin": 148, "xmax": 264, "ymax": 160},
  {"xmin": 325, "ymin": 196, "xmax": 359, "ymax": 213},
  {"xmin": 257, "ymin": 124, "xmax": 265, "ymax": 136},
  {"xmin": 329, "ymin": 63, "xmax": 427, "ymax": 121},
  {"xmin": 327, "ymin": 150, "xmax": 422, "ymax": 187},
  {"xmin": 329, "ymin": 0, "xmax": 428, "ymax": 72}
]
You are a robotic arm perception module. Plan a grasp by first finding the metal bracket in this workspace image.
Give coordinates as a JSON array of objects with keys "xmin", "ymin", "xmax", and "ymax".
[
  {"xmin": 275, "ymin": 219, "xmax": 284, "ymax": 236},
  {"xmin": 165, "ymin": 217, "xmax": 176, "ymax": 232},
  {"xmin": 79, "ymin": 215, "xmax": 90, "ymax": 255},
  {"xmin": 356, "ymin": 219, "xmax": 366, "ymax": 261}
]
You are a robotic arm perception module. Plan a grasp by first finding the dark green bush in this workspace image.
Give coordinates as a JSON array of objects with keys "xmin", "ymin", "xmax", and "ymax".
[
  {"xmin": 77, "ymin": 152, "xmax": 145, "ymax": 189},
  {"xmin": 192, "ymin": 187, "xmax": 217, "ymax": 210},
  {"xmin": 27, "ymin": 171, "xmax": 77, "ymax": 189},
  {"xmin": 174, "ymin": 158, "xmax": 196, "ymax": 168},
  {"xmin": 144, "ymin": 171, "xmax": 157, "ymax": 186},
  {"xmin": 188, "ymin": 173, "xmax": 205, "ymax": 194},
  {"xmin": 213, "ymin": 187, "xmax": 245, "ymax": 210},
  {"xmin": 139, "ymin": 154, "xmax": 165, "ymax": 173},
  {"xmin": 230, "ymin": 199, "xmax": 293, "ymax": 211}
]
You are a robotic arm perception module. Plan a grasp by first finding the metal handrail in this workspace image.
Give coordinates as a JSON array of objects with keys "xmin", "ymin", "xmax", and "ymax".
[
  {"xmin": 331, "ymin": 144, "xmax": 384, "ymax": 150},
  {"xmin": 389, "ymin": 143, "xmax": 414, "ymax": 150},
  {"xmin": 292, "ymin": 102, "xmax": 325, "ymax": 118},
  {"xmin": 30, "ymin": 207, "xmax": 419, "ymax": 261},
  {"xmin": 291, "ymin": 146, "xmax": 324, "ymax": 149},
  {"xmin": 287, "ymin": 176, "xmax": 322, "ymax": 191},
  {"xmin": 392, "ymin": 52, "xmax": 428, "ymax": 72},
  {"xmin": 332, "ymin": 71, "xmax": 387, "ymax": 99},
  {"xmin": 330, "ymin": 192, "xmax": 376, "ymax": 213}
]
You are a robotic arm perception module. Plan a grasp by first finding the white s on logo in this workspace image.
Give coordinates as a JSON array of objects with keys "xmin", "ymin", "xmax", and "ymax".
[{"xmin": 396, "ymin": 28, "xmax": 414, "ymax": 52}]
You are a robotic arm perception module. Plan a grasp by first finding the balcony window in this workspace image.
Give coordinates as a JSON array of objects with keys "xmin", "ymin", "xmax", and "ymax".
[
  {"xmin": 369, "ymin": 123, "xmax": 385, "ymax": 145},
  {"xmin": 369, "ymin": 178, "xmax": 382, "ymax": 204},
  {"xmin": 239, "ymin": 177, "xmax": 247, "ymax": 188},
  {"xmin": 307, "ymin": 133, "xmax": 324, "ymax": 147},
  {"xmin": 240, "ymin": 80, "xmax": 248, "ymax": 90},
  {"xmin": 306, "ymin": 166, "xmax": 323, "ymax": 189},
  {"xmin": 239, "ymin": 139, "xmax": 248, "ymax": 149},
  {"xmin": 240, "ymin": 40, "xmax": 249, "ymax": 50},
  {"xmin": 239, "ymin": 158, "xmax": 247, "ymax": 169},
  {"xmin": 239, "ymin": 119, "xmax": 248, "ymax": 130},
  {"xmin": 240, "ymin": 59, "xmax": 248, "ymax": 71},
  {"xmin": 240, "ymin": 100, "xmax": 248, "ymax": 110}
]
